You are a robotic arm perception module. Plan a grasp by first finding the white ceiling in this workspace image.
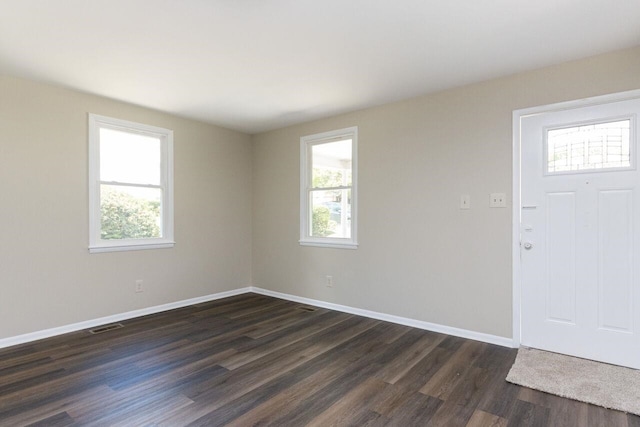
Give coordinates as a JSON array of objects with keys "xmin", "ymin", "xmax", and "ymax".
[{"xmin": 0, "ymin": 1, "xmax": 639, "ymax": 134}]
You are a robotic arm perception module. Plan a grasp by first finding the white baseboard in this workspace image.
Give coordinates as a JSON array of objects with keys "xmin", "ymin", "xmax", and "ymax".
[
  {"xmin": 0, "ymin": 287, "xmax": 251, "ymax": 350},
  {"xmin": 251, "ymin": 287, "xmax": 515, "ymax": 348},
  {"xmin": 0, "ymin": 285, "xmax": 514, "ymax": 350}
]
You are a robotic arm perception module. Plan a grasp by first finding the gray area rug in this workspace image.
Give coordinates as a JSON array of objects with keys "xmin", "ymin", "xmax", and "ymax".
[{"xmin": 506, "ymin": 347, "xmax": 640, "ymax": 415}]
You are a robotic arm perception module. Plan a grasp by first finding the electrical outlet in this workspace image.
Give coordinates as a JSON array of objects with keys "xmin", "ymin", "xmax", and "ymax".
[
  {"xmin": 490, "ymin": 193, "xmax": 507, "ymax": 208},
  {"xmin": 135, "ymin": 279, "xmax": 143, "ymax": 293},
  {"xmin": 326, "ymin": 275, "xmax": 333, "ymax": 288}
]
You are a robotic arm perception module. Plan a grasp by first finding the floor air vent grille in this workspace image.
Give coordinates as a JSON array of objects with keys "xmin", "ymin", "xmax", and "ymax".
[{"xmin": 89, "ymin": 323, "xmax": 124, "ymax": 334}]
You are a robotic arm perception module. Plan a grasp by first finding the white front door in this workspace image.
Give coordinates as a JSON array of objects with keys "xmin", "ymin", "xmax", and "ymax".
[{"xmin": 520, "ymin": 96, "xmax": 640, "ymax": 369}]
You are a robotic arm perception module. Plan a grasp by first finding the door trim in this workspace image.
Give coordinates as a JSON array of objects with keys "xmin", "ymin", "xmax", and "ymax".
[{"xmin": 512, "ymin": 89, "xmax": 640, "ymax": 348}]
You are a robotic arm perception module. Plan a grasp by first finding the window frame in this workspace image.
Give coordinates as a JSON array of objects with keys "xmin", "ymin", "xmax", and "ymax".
[
  {"xmin": 88, "ymin": 113, "xmax": 175, "ymax": 253},
  {"xmin": 300, "ymin": 126, "xmax": 358, "ymax": 249}
]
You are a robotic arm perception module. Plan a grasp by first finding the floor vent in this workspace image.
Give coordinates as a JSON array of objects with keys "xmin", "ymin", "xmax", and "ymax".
[
  {"xmin": 89, "ymin": 323, "xmax": 124, "ymax": 334},
  {"xmin": 298, "ymin": 306, "xmax": 317, "ymax": 312}
]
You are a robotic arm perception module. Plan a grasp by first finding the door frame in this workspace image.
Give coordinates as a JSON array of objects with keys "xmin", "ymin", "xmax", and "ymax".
[{"xmin": 511, "ymin": 88, "xmax": 640, "ymax": 348}]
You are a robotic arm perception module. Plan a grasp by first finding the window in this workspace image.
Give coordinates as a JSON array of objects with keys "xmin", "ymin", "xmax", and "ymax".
[
  {"xmin": 88, "ymin": 114, "xmax": 174, "ymax": 253},
  {"xmin": 546, "ymin": 118, "xmax": 632, "ymax": 174},
  {"xmin": 300, "ymin": 127, "xmax": 357, "ymax": 249}
]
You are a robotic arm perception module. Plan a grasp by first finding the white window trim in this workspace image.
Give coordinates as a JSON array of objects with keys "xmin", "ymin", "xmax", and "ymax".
[
  {"xmin": 88, "ymin": 114, "xmax": 175, "ymax": 253},
  {"xmin": 300, "ymin": 126, "xmax": 358, "ymax": 249}
]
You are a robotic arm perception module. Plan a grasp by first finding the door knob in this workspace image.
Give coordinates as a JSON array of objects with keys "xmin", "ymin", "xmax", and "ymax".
[{"xmin": 523, "ymin": 242, "xmax": 533, "ymax": 250}]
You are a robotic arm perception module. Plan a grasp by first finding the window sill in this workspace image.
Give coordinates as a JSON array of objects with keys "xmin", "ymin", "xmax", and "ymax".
[
  {"xmin": 89, "ymin": 241, "xmax": 175, "ymax": 254},
  {"xmin": 299, "ymin": 239, "xmax": 358, "ymax": 250}
]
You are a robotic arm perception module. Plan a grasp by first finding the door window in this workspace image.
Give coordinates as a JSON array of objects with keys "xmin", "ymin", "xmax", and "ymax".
[{"xmin": 546, "ymin": 118, "xmax": 632, "ymax": 174}]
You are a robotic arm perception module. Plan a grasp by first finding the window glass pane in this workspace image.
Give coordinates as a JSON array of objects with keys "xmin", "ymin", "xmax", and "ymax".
[
  {"xmin": 100, "ymin": 128, "xmax": 161, "ymax": 184},
  {"xmin": 312, "ymin": 139, "xmax": 352, "ymax": 187},
  {"xmin": 547, "ymin": 119, "xmax": 631, "ymax": 173},
  {"xmin": 310, "ymin": 189, "xmax": 351, "ymax": 238},
  {"xmin": 100, "ymin": 185, "xmax": 162, "ymax": 240}
]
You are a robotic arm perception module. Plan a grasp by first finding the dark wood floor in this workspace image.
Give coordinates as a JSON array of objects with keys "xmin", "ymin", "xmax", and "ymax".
[{"xmin": 0, "ymin": 293, "xmax": 638, "ymax": 426}]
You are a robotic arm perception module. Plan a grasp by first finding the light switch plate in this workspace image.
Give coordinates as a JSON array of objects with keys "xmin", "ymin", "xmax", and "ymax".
[
  {"xmin": 460, "ymin": 194, "xmax": 470, "ymax": 209},
  {"xmin": 490, "ymin": 193, "xmax": 507, "ymax": 208}
]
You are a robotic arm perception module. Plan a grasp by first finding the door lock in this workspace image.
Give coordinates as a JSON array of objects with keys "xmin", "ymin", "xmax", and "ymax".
[{"xmin": 523, "ymin": 242, "xmax": 533, "ymax": 250}]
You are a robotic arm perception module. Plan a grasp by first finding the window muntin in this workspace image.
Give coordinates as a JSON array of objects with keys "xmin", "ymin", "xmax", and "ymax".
[
  {"xmin": 300, "ymin": 127, "xmax": 357, "ymax": 249},
  {"xmin": 546, "ymin": 119, "xmax": 632, "ymax": 174},
  {"xmin": 89, "ymin": 114, "xmax": 174, "ymax": 253}
]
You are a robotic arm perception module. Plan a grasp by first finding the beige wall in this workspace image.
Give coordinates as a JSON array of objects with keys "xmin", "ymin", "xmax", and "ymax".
[
  {"xmin": 2, "ymin": 46, "xmax": 639, "ymax": 343},
  {"xmin": 0, "ymin": 75, "xmax": 252, "ymax": 339},
  {"xmin": 251, "ymin": 46, "xmax": 640, "ymax": 339}
]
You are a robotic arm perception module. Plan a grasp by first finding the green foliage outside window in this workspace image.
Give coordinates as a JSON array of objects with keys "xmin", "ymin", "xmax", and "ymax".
[
  {"xmin": 312, "ymin": 206, "xmax": 336, "ymax": 237},
  {"xmin": 312, "ymin": 167, "xmax": 347, "ymax": 188},
  {"xmin": 101, "ymin": 187, "xmax": 161, "ymax": 240}
]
